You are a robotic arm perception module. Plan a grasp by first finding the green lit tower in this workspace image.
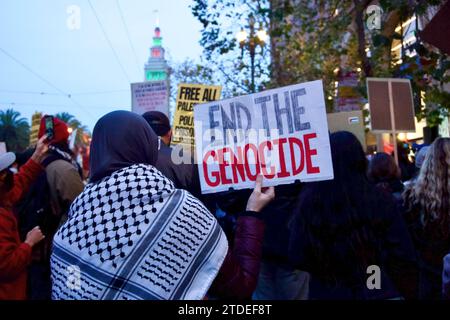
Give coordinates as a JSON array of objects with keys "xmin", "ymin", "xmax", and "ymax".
[{"xmin": 144, "ymin": 26, "xmax": 169, "ymax": 81}]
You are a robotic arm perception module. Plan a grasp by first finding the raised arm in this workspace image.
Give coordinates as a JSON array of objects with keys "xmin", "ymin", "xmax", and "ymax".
[{"xmin": 209, "ymin": 175, "xmax": 275, "ymax": 299}]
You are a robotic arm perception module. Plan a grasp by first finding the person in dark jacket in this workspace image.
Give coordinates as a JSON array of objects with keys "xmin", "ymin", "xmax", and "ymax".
[
  {"xmin": 0, "ymin": 136, "xmax": 49, "ymax": 300},
  {"xmin": 289, "ymin": 131, "xmax": 418, "ymax": 300},
  {"xmin": 396, "ymin": 142, "xmax": 416, "ymax": 182},
  {"xmin": 403, "ymin": 138, "xmax": 450, "ymax": 299},
  {"xmin": 368, "ymin": 152, "xmax": 404, "ymax": 209},
  {"xmin": 253, "ymin": 183, "xmax": 310, "ymax": 300},
  {"xmin": 142, "ymin": 111, "xmax": 202, "ymax": 199}
]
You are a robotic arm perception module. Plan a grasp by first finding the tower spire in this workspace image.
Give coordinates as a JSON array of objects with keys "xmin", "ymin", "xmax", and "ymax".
[{"xmin": 144, "ymin": 17, "xmax": 169, "ymax": 82}]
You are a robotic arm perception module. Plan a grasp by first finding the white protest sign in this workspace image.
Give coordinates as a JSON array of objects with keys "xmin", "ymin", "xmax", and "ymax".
[
  {"xmin": 131, "ymin": 80, "xmax": 169, "ymax": 115},
  {"xmin": 194, "ymin": 80, "xmax": 334, "ymax": 194}
]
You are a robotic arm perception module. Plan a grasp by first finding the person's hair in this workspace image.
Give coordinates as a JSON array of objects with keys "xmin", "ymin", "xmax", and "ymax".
[
  {"xmin": 404, "ymin": 138, "xmax": 450, "ymax": 234},
  {"xmin": 290, "ymin": 131, "xmax": 394, "ymax": 284},
  {"xmin": 367, "ymin": 152, "xmax": 400, "ymax": 183}
]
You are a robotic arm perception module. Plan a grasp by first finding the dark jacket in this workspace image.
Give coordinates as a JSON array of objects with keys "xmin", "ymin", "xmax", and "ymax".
[
  {"xmin": 289, "ymin": 192, "xmax": 418, "ymax": 300},
  {"xmin": 209, "ymin": 212, "xmax": 265, "ymax": 299},
  {"xmin": 260, "ymin": 183, "xmax": 302, "ymax": 265},
  {"xmin": 0, "ymin": 159, "xmax": 42, "ymax": 300},
  {"xmin": 155, "ymin": 142, "xmax": 202, "ymax": 199},
  {"xmin": 404, "ymin": 204, "xmax": 450, "ymax": 299},
  {"xmin": 373, "ymin": 178, "xmax": 405, "ymax": 212}
]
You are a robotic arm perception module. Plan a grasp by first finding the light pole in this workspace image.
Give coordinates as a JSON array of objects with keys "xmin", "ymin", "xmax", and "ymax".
[{"xmin": 236, "ymin": 13, "xmax": 268, "ymax": 93}]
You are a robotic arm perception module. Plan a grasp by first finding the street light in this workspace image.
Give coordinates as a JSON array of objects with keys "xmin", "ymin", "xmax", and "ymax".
[{"xmin": 236, "ymin": 13, "xmax": 267, "ymax": 93}]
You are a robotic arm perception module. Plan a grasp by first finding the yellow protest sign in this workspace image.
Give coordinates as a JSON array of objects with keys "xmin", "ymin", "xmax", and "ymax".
[
  {"xmin": 171, "ymin": 83, "xmax": 222, "ymax": 149},
  {"xmin": 30, "ymin": 112, "xmax": 42, "ymax": 146}
]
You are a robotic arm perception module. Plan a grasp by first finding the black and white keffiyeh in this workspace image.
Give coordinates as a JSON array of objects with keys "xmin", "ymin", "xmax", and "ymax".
[{"xmin": 51, "ymin": 164, "xmax": 228, "ymax": 300}]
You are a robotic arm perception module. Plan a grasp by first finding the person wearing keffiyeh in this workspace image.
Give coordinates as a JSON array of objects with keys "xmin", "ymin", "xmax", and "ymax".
[{"xmin": 51, "ymin": 110, "xmax": 274, "ymax": 300}]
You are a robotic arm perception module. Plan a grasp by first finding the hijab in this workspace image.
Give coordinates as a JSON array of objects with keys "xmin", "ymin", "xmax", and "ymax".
[{"xmin": 89, "ymin": 111, "xmax": 159, "ymax": 183}]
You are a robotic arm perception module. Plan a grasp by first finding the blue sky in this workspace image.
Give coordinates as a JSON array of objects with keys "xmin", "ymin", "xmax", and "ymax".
[{"xmin": 0, "ymin": 0, "xmax": 203, "ymax": 131}]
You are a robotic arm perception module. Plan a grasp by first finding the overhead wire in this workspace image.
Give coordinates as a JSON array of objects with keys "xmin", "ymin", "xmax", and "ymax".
[
  {"xmin": 88, "ymin": 0, "xmax": 132, "ymax": 84},
  {"xmin": 0, "ymin": 47, "xmax": 96, "ymax": 118}
]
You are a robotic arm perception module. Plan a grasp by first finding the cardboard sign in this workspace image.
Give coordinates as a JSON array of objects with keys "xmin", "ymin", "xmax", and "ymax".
[
  {"xmin": 131, "ymin": 80, "xmax": 169, "ymax": 115},
  {"xmin": 327, "ymin": 110, "xmax": 366, "ymax": 150},
  {"xmin": 194, "ymin": 80, "xmax": 334, "ymax": 194},
  {"xmin": 172, "ymin": 84, "xmax": 222, "ymax": 150},
  {"xmin": 367, "ymin": 78, "xmax": 415, "ymax": 132}
]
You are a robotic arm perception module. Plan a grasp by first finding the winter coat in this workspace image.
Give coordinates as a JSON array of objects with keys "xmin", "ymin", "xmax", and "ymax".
[
  {"xmin": 0, "ymin": 159, "xmax": 42, "ymax": 300},
  {"xmin": 404, "ymin": 204, "xmax": 450, "ymax": 299},
  {"xmin": 209, "ymin": 212, "xmax": 265, "ymax": 299},
  {"xmin": 155, "ymin": 143, "xmax": 201, "ymax": 199}
]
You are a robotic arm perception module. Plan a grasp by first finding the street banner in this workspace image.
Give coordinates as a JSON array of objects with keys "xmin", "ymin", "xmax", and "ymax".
[
  {"xmin": 327, "ymin": 110, "xmax": 366, "ymax": 150},
  {"xmin": 172, "ymin": 83, "xmax": 222, "ymax": 151},
  {"xmin": 194, "ymin": 80, "xmax": 334, "ymax": 194},
  {"xmin": 131, "ymin": 80, "xmax": 169, "ymax": 115}
]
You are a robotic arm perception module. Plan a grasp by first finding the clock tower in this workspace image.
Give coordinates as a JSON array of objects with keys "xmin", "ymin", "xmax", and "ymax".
[{"xmin": 144, "ymin": 26, "xmax": 169, "ymax": 82}]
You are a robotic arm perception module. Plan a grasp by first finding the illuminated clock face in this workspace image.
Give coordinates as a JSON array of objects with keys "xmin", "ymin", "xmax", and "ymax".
[
  {"xmin": 146, "ymin": 71, "xmax": 167, "ymax": 81},
  {"xmin": 151, "ymin": 48, "xmax": 161, "ymax": 58}
]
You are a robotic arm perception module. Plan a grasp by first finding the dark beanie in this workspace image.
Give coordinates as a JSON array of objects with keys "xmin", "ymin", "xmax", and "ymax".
[{"xmin": 142, "ymin": 111, "xmax": 171, "ymax": 137}]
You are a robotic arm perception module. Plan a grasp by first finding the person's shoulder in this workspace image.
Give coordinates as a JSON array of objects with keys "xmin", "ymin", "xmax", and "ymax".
[{"xmin": 46, "ymin": 158, "xmax": 77, "ymax": 172}]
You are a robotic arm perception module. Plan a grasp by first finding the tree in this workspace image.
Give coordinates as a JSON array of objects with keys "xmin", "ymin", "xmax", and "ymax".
[
  {"xmin": 0, "ymin": 109, "xmax": 30, "ymax": 152},
  {"xmin": 191, "ymin": 0, "xmax": 271, "ymax": 96},
  {"xmin": 365, "ymin": 0, "xmax": 450, "ymax": 127},
  {"xmin": 270, "ymin": 0, "xmax": 449, "ymax": 124},
  {"xmin": 192, "ymin": 0, "xmax": 449, "ymax": 127},
  {"xmin": 54, "ymin": 112, "xmax": 90, "ymax": 147},
  {"xmin": 169, "ymin": 58, "xmax": 215, "ymax": 103},
  {"xmin": 269, "ymin": 0, "xmax": 356, "ymax": 110}
]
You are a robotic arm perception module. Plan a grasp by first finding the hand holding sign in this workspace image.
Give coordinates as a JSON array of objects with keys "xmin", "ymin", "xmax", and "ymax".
[
  {"xmin": 246, "ymin": 175, "xmax": 275, "ymax": 212},
  {"xmin": 194, "ymin": 80, "xmax": 334, "ymax": 194}
]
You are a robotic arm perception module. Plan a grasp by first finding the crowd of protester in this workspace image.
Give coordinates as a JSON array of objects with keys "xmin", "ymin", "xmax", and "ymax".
[{"xmin": 1, "ymin": 110, "xmax": 450, "ymax": 300}]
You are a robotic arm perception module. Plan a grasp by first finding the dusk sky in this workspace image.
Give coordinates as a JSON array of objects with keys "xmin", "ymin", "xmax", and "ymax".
[{"xmin": 0, "ymin": 0, "xmax": 203, "ymax": 131}]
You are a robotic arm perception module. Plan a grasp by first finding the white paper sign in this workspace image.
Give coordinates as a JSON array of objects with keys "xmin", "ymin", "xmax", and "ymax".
[
  {"xmin": 131, "ymin": 80, "xmax": 169, "ymax": 115},
  {"xmin": 0, "ymin": 142, "xmax": 6, "ymax": 155},
  {"xmin": 194, "ymin": 80, "xmax": 334, "ymax": 194}
]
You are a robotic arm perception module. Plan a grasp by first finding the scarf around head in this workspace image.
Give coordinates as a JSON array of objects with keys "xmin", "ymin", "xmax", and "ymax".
[
  {"xmin": 51, "ymin": 163, "xmax": 228, "ymax": 300},
  {"xmin": 89, "ymin": 111, "xmax": 159, "ymax": 183}
]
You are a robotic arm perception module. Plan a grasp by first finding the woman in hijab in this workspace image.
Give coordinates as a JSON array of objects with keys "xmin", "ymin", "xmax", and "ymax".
[{"xmin": 51, "ymin": 111, "xmax": 274, "ymax": 300}]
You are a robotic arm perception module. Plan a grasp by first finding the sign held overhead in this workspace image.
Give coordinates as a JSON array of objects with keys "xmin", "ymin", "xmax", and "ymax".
[
  {"xmin": 194, "ymin": 80, "xmax": 334, "ymax": 194},
  {"xmin": 172, "ymin": 83, "xmax": 222, "ymax": 151},
  {"xmin": 131, "ymin": 80, "xmax": 169, "ymax": 116}
]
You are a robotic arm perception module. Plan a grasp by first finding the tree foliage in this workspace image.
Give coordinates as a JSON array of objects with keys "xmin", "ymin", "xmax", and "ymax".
[
  {"xmin": 192, "ymin": 0, "xmax": 449, "ymax": 126},
  {"xmin": 0, "ymin": 108, "xmax": 30, "ymax": 152},
  {"xmin": 191, "ymin": 0, "xmax": 271, "ymax": 96}
]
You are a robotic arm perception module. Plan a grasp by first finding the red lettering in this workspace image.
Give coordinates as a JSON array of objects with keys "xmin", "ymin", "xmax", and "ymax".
[
  {"xmin": 304, "ymin": 133, "xmax": 320, "ymax": 174},
  {"xmin": 218, "ymin": 147, "xmax": 233, "ymax": 185},
  {"xmin": 244, "ymin": 143, "xmax": 260, "ymax": 181},
  {"xmin": 289, "ymin": 137, "xmax": 305, "ymax": 175},
  {"xmin": 273, "ymin": 138, "xmax": 290, "ymax": 178},
  {"xmin": 203, "ymin": 150, "xmax": 220, "ymax": 187},
  {"xmin": 259, "ymin": 141, "xmax": 276, "ymax": 179},
  {"xmin": 231, "ymin": 146, "xmax": 246, "ymax": 183}
]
